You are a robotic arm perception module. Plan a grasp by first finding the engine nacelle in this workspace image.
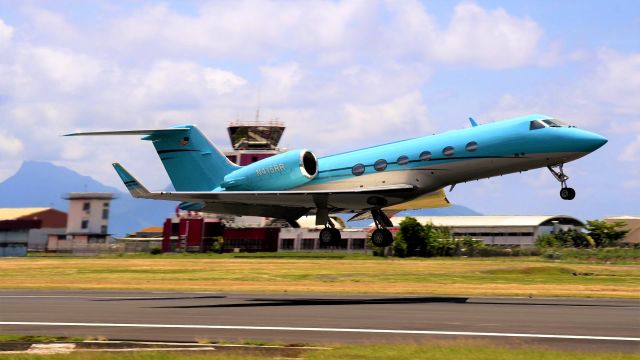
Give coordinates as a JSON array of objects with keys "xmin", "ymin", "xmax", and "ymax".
[{"xmin": 221, "ymin": 149, "xmax": 318, "ymax": 191}]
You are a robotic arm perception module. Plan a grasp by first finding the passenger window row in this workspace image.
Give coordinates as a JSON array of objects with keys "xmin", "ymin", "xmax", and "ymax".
[{"xmin": 351, "ymin": 141, "xmax": 478, "ymax": 176}]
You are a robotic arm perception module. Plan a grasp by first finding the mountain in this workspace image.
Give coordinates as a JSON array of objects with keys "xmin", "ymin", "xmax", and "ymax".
[
  {"xmin": 0, "ymin": 161, "xmax": 482, "ymax": 233},
  {"xmin": 0, "ymin": 161, "xmax": 176, "ymax": 236},
  {"xmin": 340, "ymin": 205, "xmax": 481, "ymax": 228}
]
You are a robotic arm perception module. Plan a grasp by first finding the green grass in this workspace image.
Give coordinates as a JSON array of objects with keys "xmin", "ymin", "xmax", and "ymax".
[
  {"xmin": 0, "ymin": 342, "xmax": 636, "ymax": 360},
  {"xmin": 0, "ymin": 335, "xmax": 86, "ymax": 343},
  {"xmin": 1, "ymin": 256, "xmax": 638, "ymax": 298}
]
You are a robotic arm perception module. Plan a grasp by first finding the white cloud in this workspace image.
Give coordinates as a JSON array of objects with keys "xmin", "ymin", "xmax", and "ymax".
[
  {"xmin": 619, "ymin": 134, "xmax": 640, "ymax": 163},
  {"xmin": 132, "ymin": 61, "xmax": 247, "ymax": 108},
  {"xmin": 11, "ymin": 46, "xmax": 106, "ymax": 98},
  {"xmin": 106, "ymin": 1, "xmax": 377, "ymax": 62},
  {"xmin": 0, "ymin": 129, "xmax": 24, "ymax": 156},
  {"xmin": 0, "ymin": 18, "xmax": 13, "ymax": 46},
  {"xmin": 204, "ymin": 68, "xmax": 247, "ymax": 94},
  {"xmin": 590, "ymin": 49, "xmax": 640, "ymax": 115},
  {"xmin": 343, "ymin": 92, "xmax": 431, "ymax": 137},
  {"xmin": 434, "ymin": 3, "xmax": 542, "ymax": 68},
  {"xmin": 259, "ymin": 63, "xmax": 303, "ymax": 104},
  {"xmin": 385, "ymin": 1, "xmax": 543, "ymax": 69},
  {"xmin": 0, "ymin": 1, "xmax": 598, "ymax": 191}
]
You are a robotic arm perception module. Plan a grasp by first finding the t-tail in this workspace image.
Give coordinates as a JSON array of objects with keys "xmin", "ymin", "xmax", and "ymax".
[{"xmin": 65, "ymin": 125, "xmax": 239, "ymax": 191}]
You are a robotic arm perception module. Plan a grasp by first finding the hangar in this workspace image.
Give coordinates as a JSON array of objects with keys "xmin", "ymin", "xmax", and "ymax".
[
  {"xmin": 0, "ymin": 208, "xmax": 67, "ymax": 256},
  {"xmin": 386, "ymin": 215, "xmax": 585, "ymax": 246},
  {"xmin": 605, "ymin": 216, "xmax": 640, "ymax": 244}
]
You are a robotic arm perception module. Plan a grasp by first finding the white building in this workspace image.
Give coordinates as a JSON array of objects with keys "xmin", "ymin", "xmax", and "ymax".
[
  {"xmin": 47, "ymin": 193, "xmax": 116, "ymax": 254},
  {"xmin": 278, "ymin": 228, "xmax": 368, "ymax": 252},
  {"xmin": 386, "ymin": 215, "xmax": 584, "ymax": 246}
]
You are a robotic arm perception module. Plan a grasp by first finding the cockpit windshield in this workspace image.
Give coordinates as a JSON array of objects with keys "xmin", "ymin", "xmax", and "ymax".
[
  {"xmin": 529, "ymin": 120, "xmax": 545, "ymax": 130},
  {"xmin": 542, "ymin": 119, "xmax": 566, "ymax": 127},
  {"xmin": 529, "ymin": 118, "xmax": 568, "ymax": 130}
]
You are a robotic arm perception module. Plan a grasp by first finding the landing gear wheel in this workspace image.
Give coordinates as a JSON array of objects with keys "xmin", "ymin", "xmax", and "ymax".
[
  {"xmin": 330, "ymin": 228, "xmax": 341, "ymax": 244},
  {"xmin": 560, "ymin": 187, "xmax": 576, "ymax": 200},
  {"xmin": 371, "ymin": 229, "xmax": 393, "ymax": 247},
  {"xmin": 319, "ymin": 228, "xmax": 341, "ymax": 246},
  {"xmin": 548, "ymin": 164, "xmax": 576, "ymax": 200}
]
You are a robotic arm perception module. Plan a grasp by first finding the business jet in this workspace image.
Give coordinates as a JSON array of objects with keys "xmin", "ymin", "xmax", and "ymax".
[{"xmin": 66, "ymin": 114, "xmax": 607, "ymax": 247}]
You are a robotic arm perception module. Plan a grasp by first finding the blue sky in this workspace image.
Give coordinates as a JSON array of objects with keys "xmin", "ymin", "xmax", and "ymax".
[{"xmin": 0, "ymin": 1, "xmax": 638, "ymax": 220}]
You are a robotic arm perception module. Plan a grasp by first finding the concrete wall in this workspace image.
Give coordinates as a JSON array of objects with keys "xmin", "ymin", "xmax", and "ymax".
[
  {"xmin": 278, "ymin": 228, "xmax": 368, "ymax": 252},
  {"xmin": 0, "ymin": 229, "xmax": 28, "ymax": 257}
]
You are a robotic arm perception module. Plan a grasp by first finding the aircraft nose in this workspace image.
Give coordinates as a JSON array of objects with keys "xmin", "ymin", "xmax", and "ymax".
[{"xmin": 571, "ymin": 129, "xmax": 608, "ymax": 152}]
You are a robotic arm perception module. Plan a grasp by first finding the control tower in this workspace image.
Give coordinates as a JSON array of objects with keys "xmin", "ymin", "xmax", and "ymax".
[{"xmin": 224, "ymin": 120, "xmax": 286, "ymax": 166}]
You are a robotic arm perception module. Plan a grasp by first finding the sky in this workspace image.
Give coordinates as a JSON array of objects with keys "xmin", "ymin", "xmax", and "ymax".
[{"xmin": 0, "ymin": 0, "xmax": 638, "ymax": 220}]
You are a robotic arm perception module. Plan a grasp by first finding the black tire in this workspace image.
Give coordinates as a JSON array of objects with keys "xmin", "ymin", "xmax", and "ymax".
[
  {"xmin": 319, "ymin": 228, "xmax": 334, "ymax": 246},
  {"xmin": 560, "ymin": 187, "xmax": 576, "ymax": 200},
  {"xmin": 329, "ymin": 228, "xmax": 341, "ymax": 244},
  {"xmin": 371, "ymin": 229, "xmax": 393, "ymax": 247}
]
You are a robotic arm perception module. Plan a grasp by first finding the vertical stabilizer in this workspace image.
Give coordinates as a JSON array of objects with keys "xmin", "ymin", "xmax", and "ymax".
[{"xmin": 143, "ymin": 125, "xmax": 239, "ymax": 191}]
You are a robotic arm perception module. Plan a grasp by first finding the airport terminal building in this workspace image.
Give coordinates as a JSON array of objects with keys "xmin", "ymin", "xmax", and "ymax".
[{"xmin": 387, "ymin": 215, "xmax": 585, "ymax": 246}]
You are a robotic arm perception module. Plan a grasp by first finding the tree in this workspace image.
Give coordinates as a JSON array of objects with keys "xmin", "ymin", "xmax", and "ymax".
[
  {"xmin": 585, "ymin": 220, "xmax": 628, "ymax": 247},
  {"xmin": 397, "ymin": 217, "xmax": 425, "ymax": 257},
  {"xmin": 554, "ymin": 228, "xmax": 593, "ymax": 248}
]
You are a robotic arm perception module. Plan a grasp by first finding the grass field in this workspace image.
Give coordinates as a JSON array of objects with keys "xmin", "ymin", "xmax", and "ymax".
[
  {"xmin": 1, "ymin": 256, "xmax": 638, "ymax": 298},
  {"xmin": 0, "ymin": 341, "xmax": 636, "ymax": 360}
]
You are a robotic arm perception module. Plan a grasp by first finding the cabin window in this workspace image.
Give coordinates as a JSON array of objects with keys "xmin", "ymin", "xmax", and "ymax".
[
  {"xmin": 465, "ymin": 141, "xmax": 478, "ymax": 152},
  {"xmin": 374, "ymin": 159, "xmax": 388, "ymax": 172},
  {"xmin": 352, "ymin": 163, "xmax": 365, "ymax": 176},
  {"xmin": 397, "ymin": 155, "xmax": 409, "ymax": 165},
  {"xmin": 529, "ymin": 120, "xmax": 545, "ymax": 130},
  {"xmin": 443, "ymin": 146, "xmax": 455, "ymax": 156},
  {"xmin": 419, "ymin": 151, "xmax": 432, "ymax": 161}
]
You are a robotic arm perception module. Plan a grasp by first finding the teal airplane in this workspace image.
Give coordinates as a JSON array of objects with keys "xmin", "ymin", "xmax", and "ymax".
[{"xmin": 66, "ymin": 114, "xmax": 607, "ymax": 247}]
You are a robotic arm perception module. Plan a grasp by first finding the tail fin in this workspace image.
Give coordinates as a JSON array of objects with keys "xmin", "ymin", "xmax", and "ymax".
[
  {"xmin": 112, "ymin": 163, "xmax": 150, "ymax": 198},
  {"xmin": 143, "ymin": 125, "xmax": 238, "ymax": 191},
  {"xmin": 67, "ymin": 125, "xmax": 239, "ymax": 191}
]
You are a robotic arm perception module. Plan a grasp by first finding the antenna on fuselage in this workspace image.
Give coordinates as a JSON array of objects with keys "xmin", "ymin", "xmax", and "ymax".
[
  {"xmin": 255, "ymin": 90, "xmax": 262, "ymax": 122},
  {"xmin": 469, "ymin": 117, "xmax": 479, "ymax": 127}
]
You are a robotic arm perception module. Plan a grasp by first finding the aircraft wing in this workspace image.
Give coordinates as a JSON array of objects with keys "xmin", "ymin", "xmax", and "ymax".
[{"xmin": 113, "ymin": 163, "xmax": 444, "ymax": 220}]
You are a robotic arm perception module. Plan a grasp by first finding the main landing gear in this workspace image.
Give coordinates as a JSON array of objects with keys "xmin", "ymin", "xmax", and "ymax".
[
  {"xmin": 319, "ymin": 219, "xmax": 341, "ymax": 246},
  {"xmin": 370, "ymin": 208, "xmax": 394, "ymax": 248},
  {"xmin": 547, "ymin": 164, "xmax": 576, "ymax": 200}
]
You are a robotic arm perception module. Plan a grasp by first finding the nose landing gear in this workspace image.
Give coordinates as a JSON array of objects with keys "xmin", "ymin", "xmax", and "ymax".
[
  {"xmin": 547, "ymin": 164, "xmax": 575, "ymax": 200},
  {"xmin": 319, "ymin": 218, "xmax": 341, "ymax": 247},
  {"xmin": 370, "ymin": 208, "xmax": 394, "ymax": 247}
]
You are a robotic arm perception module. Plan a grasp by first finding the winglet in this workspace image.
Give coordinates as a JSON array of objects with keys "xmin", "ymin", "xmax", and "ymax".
[
  {"xmin": 112, "ymin": 163, "xmax": 150, "ymax": 198},
  {"xmin": 469, "ymin": 117, "xmax": 479, "ymax": 127}
]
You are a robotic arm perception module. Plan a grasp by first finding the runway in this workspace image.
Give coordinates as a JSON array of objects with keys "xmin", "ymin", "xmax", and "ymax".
[{"xmin": 0, "ymin": 290, "xmax": 638, "ymax": 353}]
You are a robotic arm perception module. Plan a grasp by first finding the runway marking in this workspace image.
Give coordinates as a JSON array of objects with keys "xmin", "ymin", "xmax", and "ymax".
[
  {"xmin": 1, "ymin": 322, "xmax": 638, "ymax": 342},
  {"xmin": 0, "ymin": 296, "xmax": 158, "ymax": 299}
]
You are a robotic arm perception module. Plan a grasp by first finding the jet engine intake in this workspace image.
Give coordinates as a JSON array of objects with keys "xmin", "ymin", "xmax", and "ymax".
[{"xmin": 221, "ymin": 150, "xmax": 318, "ymax": 191}]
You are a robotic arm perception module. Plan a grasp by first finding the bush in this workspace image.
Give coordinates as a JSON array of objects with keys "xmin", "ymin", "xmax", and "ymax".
[
  {"xmin": 150, "ymin": 246, "xmax": 162, "ymax": 255},
  {"xmin": 392, "ymin": 234, "xmax": 408, "ymax": 258},
  {"xmin": 460, "ymin": 237, "xmax": 485, "ymax": 256},
  {"xmin": 535, "ymin": 234, "xmax": 561, "ymax": 248},
  {"xmin": 542, "ymin": 250, "xmax": 562, "ymax": 260},
  {"xmin": 210, "ymin": 236, "xmax": 224, "ymax": 254}
]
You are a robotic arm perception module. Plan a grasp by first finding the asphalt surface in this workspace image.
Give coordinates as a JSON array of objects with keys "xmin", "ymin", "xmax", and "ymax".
[{"xmin": 0, "ymin": 290, "xmax": 638, "ymax": 353}]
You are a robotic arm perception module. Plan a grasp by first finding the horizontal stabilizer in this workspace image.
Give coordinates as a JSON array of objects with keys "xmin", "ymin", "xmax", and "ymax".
[
  {"xmin": 65, "ymin": 128, "xmax": 189, "ymax": 137},
  {"xmin": 112, "ymin": 163, "xmax": 150, "ymax": 198}
]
